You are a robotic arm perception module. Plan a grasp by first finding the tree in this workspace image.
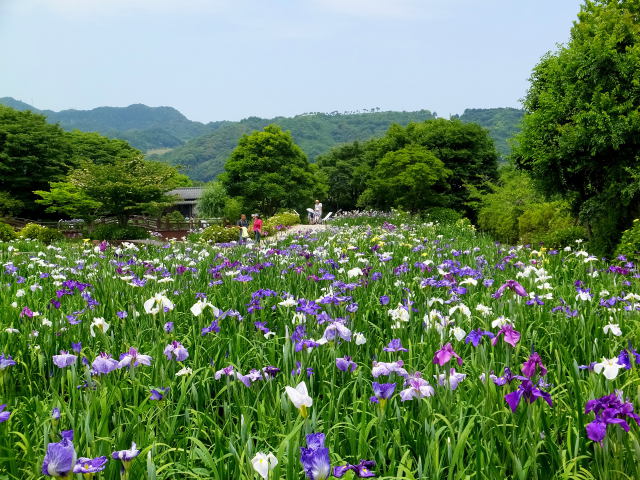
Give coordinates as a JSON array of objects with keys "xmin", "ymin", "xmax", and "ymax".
[
  {"xmin": 65, "ymin": 130, "xmax": 140, "ymax": 165},
  {"xmin": 513, "ymin": 0, "xmax": 640, "ymax": 253},
  {"xmin": 0, "ymin": 106, "xmax": 72, "ymax": 216},
  {"xmin": 358, "ymin": 145, "xmax": 451, "ymax": 211},
  {"xmin": 36, "ymin": 157, "xmax": 190, "ymax": 225},
  {"xmin": 220, "ymin": 125, "xmax": 326, "ymax": 216},
  {"xmin": 197, "ymin": 181, "xmax": 228, "ymax": 218}
]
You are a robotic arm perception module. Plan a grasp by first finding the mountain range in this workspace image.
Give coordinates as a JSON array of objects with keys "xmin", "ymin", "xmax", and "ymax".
[{"xmin": 0, "ymin": 96, "xmax": 523, "ymax": 182}]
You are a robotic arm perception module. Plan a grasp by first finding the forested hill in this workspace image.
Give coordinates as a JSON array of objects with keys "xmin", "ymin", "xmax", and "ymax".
[
  {"xmin": 149, "ymin": 110, "xmax": 442, "ymax": 181},
  {"xmin": 455, "ymin": 108, "xmax": 524, "ymax": 158},
  {"xmin": 0, "ymin": 97, "xmax": 218, "ymax": 151}
]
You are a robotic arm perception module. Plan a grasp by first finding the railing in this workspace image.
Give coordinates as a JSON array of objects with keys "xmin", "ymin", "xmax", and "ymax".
[{"xmin": 1, "ymin": 216, "xmax": 224, "ymax": 232}]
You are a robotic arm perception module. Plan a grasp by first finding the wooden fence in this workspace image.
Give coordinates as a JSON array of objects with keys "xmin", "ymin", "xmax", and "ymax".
[{"xmin": 1, "ymin": 216, "xmax": 223, "ymax": 233}]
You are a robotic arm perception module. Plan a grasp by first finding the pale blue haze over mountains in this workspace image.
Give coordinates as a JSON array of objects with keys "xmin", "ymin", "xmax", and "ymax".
[{"xmin": 0, "ymin": 0, "xmax": 581, "ymax": 122}]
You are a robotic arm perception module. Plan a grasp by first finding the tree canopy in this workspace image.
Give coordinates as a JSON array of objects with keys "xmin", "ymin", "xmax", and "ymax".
[
  {"xmin": 513, "ymin": 0, "xmax": 640, "ymax": 253},
  {"xmin": 220, "ymin": 125, "xmax": 326, "ymax": 216}
]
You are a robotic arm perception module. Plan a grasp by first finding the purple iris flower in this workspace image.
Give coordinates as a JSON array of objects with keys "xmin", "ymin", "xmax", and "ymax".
[
  {"xmin": 336, "ymin": 356, "xmax": 357, "ymax": 372},
  {"xmin": 504, "ymin": 379, "xmax": 552, "ymax": 412},
  {"xmin": 491, "ymin": 324, "xmax": 521, "ymax": 348},
  {"xmin": 300, "ymin": 433, "xmax": 331, "ymax": 480},
  {"xmin": 116, "ymin": 311, "xmax": 128, "ymax": 319},
  {"xmin": 52, "ymin": 351, "xmax": 77, "ymax": 368},
  {"xmin": 585, "ymin": 392, "xmax": 640, "ymax": 443},
  {"xmin": 150, "ymin": 387, "xmax": 170, "ymax": 401},
  {"xmin": 465, "ymin": 329, "xmax": 495, "ymax": 347},
  {"xmin": 334, "ymin": 460, "xmax": 376, "ymax": 478},
  {"xmin": 214, "ymin": 365, "xmax": 235, "ymax": 380},
  {"xmin": 163, "ymin": 321, "xmax": 174, "ymax": 333},
  {"xmin": 432, "ymin": 343, "xmax": 463, "ymax": 366},
  {"xmin": 91, "ymin": 353, "xmax": 119, "ymax": 375},
  {"xmin": 0, "ymin": 354, "xmax": 16, "ymax": 370},
  {"xmin": 42, "ymin": 430, "xmax": 76, "ymax": 477},
  {"xmin": 371, "ymin": 360, "xmax": 408, "ymax": 378},
  {"xmin": 490, "ymin": 367, "xmax": 518, "ymax": 386},
  {"xmin": 51, "ymin": 407, "xmax": 61, "ymax": 420},
  {"xmin": 370, "ymin": 382, "xmax": 396, "ymax": 403},
  {"xmin": 71, "ymin": 342, "xmax": 82, "ymax": 353},
  {"xmin": 112, "ymin": 442, "xmax": 140, "ymax": 462},
  {"xmin": 163, "ymin": 341, "xmax": 189, "ymax": 361},
  {"xmin": 0, "ymin": 404, "xmax": 11, "ymax": 423},
  {"xmin": 73, "ymin": 456, "xmax": 108, "ymax": 474},
  {"xmin": 383, "ymin": 339, "xmax": 408, "ymax": 352},
  {"xmin": 201, "ymin": 320, "xmax": 220, "ymax": 336},
  {"xmin": 20, "ymin": 306, "xmax": 33, "ymax": 318},
  {"xmin": 254, "ymin": 321, "xmax": 273, "ymax": 336},
  {"xmin": 521, "ymin": 352, "xmax": 547, "ymax": 378},
  {"xmin": 492, "ymin": 280, "xmax": 528, "ymax": 298},
  {"xmin": 118, "ymin": 347, "xmax": 152, "ymax": 368},
  {"xmin": 379, "ymin": 295, "xmax": 390, "ymax": 305}
]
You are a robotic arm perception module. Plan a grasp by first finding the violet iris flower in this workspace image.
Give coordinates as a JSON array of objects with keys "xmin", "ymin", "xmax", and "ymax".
[
  {"xmin": 112, "ymin": 442, "xmax": 140, "ymax": 463},
  {"xmin": 42, "ymin": 430, "xmax": 76, "ymax": 477},
  {"xmin": 585, "ymin": 392, "xmax": 640, "ymax": 443},
  {"xmin": 521, "ymin": 352, "xmax": 547, "ymax": 378},
  {"xmin": 73, "ymin": 456, "xmax": 108, "ymax": 474},
  {"xmin": 51, "ymin": 407, "xmax": 61, "ymax": 420},
  {"xmin": 163, "ymin": 321, "xmax": 174, "ymax": 333},
  {"xmin": 371, "ymin": 360, "xmax": 408, "ymax": 378},
  {"xmin": 504, "ymin": 379, "xmax": 552, "ymax": 412},
  {"xmin": 379, "ymin": 295, "xmax": 390, "ymax": 305},
  {"xmin": 432, "ymin": 343, "xmax": 463, "ymax": 366},
  {"xmin": 52, "ymin": 351, "xmax": 77, "ymax": 368},
  {"xmin": 0, "ymin": 404, "xmax": 10, "ymax": 423},
  {"xmin": 383, "ymin": 339, "xmax": 408, "ymax": 352},
  {"xmin": 493, "ymin": 280, "xmax": 528, "ymax": 298},
  {"xmin": 118, "ymin": 347, "xmax": 152, "ymax": 368},
  {"xmin": 71, "ymin": 342, "xmax": 82, "ymax": 353},
  {"xmin": 0, "ymin": 354, "xmax": 16, "ymax": 370},
  {"xmin": 300, "ymin": 433, "xmax": 331, "ymax": 480},
  {"xmin": 334, "ymin": 460, "xmax": 376, "ymax": 478},
  {"xmin": 163, "ymin": 341, "xmax": 189, "ymax": 361},
  {"xmin": 150, "ymin": 387, "xmax": 170, "ymax": 401},
  {"xmin": 91, "ymin": 353, "xmax": 119, "ymax": 375},
  {"xmin": 336, "ymin": 356, "xmax": 357, "ymax": 372},
  {"xmin": 370, "ymin": 382, "xmax": 396, "ymax": 403},
  {"xmin": 201, "ymin": 320, "xmax": 220, "ymax": 336},
  {"xmin": 491, "ymin": 324, "xmax": 521, "ymax": 348},
  {"xmin": 399, "ymin": 374, "xmax": 435, "ymax": 401},
  {"xmin": 465, "ymin": 329, "xmax": 495, "ymax": 347}
]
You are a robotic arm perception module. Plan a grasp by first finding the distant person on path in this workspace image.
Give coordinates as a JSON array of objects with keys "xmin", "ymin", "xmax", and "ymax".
[
  {"xmin": 237, "ymin": 214, "xmax": 249, "ymax": 244},
  {"xmin": 314, "ymin": 199, "xmax": 323, "ymax": 224},
  {"xmin": 252, "ymin": 214, "xmax": 263, "ymax": 244}
]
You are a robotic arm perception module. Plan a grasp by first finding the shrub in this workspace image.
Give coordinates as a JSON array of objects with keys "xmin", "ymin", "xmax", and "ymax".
[
  {"xmin": 161, "ymin": 210, "xmax": 186, "ymax": 227},
  {"xmin": 90, "ymin": 224, "xmax": 150, "ymax": 241},
  {"xmin": 422, "ymin": 207, "xmax": 462, "ymax": 224},
  {"xmin": 615, "ymin": 219, "xmax": 640, "ymax": 260},
  {"xmin": 262, "ymin": 211, "xmax": 300, "ymax": 236},
  {"xmin": 223, "ymin": 198, "xmax": 243, "ymax": 224},
  {"xmin": 518, "ymin": 201, "xmax": 580, "ymax": 245},
  {"xmin": 541, "ymin": 226, "xmax": 587, "ymax": 249},
  {"xmin": 199, "ymin": 225, "xmax": 240, "ymax": 243},
  {"xmin": 18, "ymin": 223, "xmax": 63, "ymax": 244},
  {"xmin": 0, "ymin": 222, "xmax": 17, "ymax": 242}
]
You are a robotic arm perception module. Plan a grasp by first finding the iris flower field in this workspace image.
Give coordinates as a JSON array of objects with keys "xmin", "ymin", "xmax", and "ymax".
[{"xmin": 1, "ymin": 216, "xmax": 639, "ymax": 479}]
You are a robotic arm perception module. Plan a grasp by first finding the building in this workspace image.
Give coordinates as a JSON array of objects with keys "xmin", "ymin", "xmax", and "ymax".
[{"xmin": 167, "ymin": 187, "xmax": 204, "ymax": 218}]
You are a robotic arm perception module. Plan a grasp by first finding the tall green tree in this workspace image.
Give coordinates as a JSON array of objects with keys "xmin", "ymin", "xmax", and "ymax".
[
  {"xmin": 197, "ymin": 181, "xmax": 229, "ymax": 218},
  {"xmin": 0, "ymin": 106, "xmax": 72, "ymax": 216},
  {"xmin": 221, "ymin": 125, "xmax": 326, "ymax": 216},
  {"xmin": 36, "ymin": 157, "xmax": 190, "ymax": 225},
  {"xmin": 513, "ymin": 0, "xmax": 640, "ymax": 253},
  {"xmin": 358, "ymin": 146, "xmax": 451, "ymax": 212}
]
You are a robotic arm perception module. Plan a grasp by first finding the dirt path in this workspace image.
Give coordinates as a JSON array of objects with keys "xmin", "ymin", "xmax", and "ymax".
[{"xmin": 267, "ymin": 223, "xmax": 330, "ymax": 243}]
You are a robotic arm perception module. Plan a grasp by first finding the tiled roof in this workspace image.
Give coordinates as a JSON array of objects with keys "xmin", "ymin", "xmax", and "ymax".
[{"xmin": 168, "ymin": 187, "xmax": 204, "ymax": 202}]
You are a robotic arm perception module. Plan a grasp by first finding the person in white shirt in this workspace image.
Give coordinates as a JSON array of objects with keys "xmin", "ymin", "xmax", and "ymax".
[{"xmin": 314, "ymin": 199, "xmax": 322, "ymax": 224}]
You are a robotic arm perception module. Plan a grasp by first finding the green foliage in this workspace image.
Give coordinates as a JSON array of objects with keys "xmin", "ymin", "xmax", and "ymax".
[
  {"xmin": 477, "ymin": 169, "xmax": 543, "ymax": 244},
  {"xmin": 197, "ymin": 182, "xmax": 228, "ymax": 218},
  {"xmin": 199, "ymin": 225, "xmax": 240, "ymax": 243},
  {"xmin": 221, "ymin": 125, "xmax": 325, "ymax": 216},
  {"xmin": 0, "ymin": 191, "xmax": 24, "ymax": 216},
  {"xmin": 18, "ymin": 222, "xmax": 63, "ymax": 244},
  {"xmin": 38, "ymin": 157, "xmax": 188, "ymax": 225},
  {"xmin": 421, "ymin": 207, "xmax": 463, "ymax": 224},
  {"xmin": 513, "ymin": 0, "xmax": 640, "ymax": 254},
  {"xmin": 223, "ymin": 197, "xmax": 243, "ymax": 224},
  {"xmin": 518, "ymin": 200, "xmax": 581, "ymax": 245},
  {"xmin": 89, "ymin": 224, "xmax": 150, "ymax": 241},
  {"xmin": 262, "ymin": 211, "xmax": 300, "ymax": 236},
  {"xmin": 35, "ymin": 181, "xmax": 102, "ymax": 221},
  {"xmin": 614, "ymin": 218, "xmax": 640, "ymax": 260},
  {"xmin": 161, "ymin": 210, "xmax": 186, "ymax": 227},
  {"xmin": 0, "ymin": 221, "xmax": 17, "ymax": 241},
  {"xmin": 0, "ymin": 106, "xmax": 73, "ymax": 216},
  {"xmin": 454, "ymin": 108, "xmax": 524, "ymax": 159},
  {"xmin": 358, "ymin": 145, "xmax": 451, "ymax": 211}
]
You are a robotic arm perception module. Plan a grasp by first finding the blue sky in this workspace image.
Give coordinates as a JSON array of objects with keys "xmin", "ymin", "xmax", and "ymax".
[{"xmin": 0, "ymin": 0, "xmax": 582, "ymax": 122}]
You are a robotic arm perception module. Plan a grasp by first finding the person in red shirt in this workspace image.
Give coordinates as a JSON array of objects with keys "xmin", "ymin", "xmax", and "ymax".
[{"xmin": 252, "ymin": 214, "xmax": 263, "ymax": 244}]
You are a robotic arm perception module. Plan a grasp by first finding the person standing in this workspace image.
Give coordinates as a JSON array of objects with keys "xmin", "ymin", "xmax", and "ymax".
[
  {"xmin": 237, "ymin": 214, "xmax": 249, "ymax": 244},
  {"xmin": 314, "ymin": 199, "xmax": 323, "ymax": 224},
  {"xmin": 252, "ymin": 214, "xmax": 263, "ymax": 244}
]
